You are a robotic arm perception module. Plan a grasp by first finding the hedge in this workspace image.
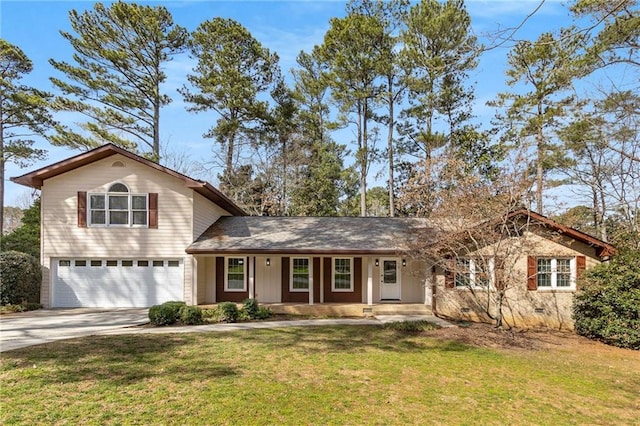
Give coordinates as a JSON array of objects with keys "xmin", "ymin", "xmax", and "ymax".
[{"xmin": 0, "ymin": 251, "xmax": 41, "ymax": 305}]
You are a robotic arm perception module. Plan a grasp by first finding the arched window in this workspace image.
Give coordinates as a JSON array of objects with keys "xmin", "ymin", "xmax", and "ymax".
[
  {"xmin": 88, "ymin": 183, "xmax": 148, "ymax": 227},
  {"xmin": 109, "ymin": 183, "xmax": 129, "ymax": 192}
]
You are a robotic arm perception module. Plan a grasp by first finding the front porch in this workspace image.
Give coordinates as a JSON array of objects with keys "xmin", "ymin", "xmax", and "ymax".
[{"xmin": 198, "ymin": 302, "xmax": 433, "ymax": 318}]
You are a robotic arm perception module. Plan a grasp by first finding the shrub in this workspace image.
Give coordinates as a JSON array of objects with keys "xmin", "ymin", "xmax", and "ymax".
[
  {"xmin": 217, "ymin": 302, "xmax": 239, "ymax": 323},
  {"xmin": 201, "ymin": 308, "xmax": 220, "ymax": 322},
  {"xmin": 0, "ymin": 251, "xmax": 41, "ymax": 305},
  {"xmin": 242, "ymin": 298, "xmax": 260, "ymax": 319},
  {"xmin": 179, "ymin": 305, "xmax": 203, "ymax": 325},
  {"xmin": 573, "ymin": 250, "xmax": 640, "ymax": 350},
  {"xmin": 149, "ymin": 304, "xmax": 178, "ymax": 326},
  {"xmin": 383, "ymin": 320, "xmax": 440, "ymax": 333},
  {"xmin": 256, "ymin": 306, "xmax": 272, "ymax": 320}
]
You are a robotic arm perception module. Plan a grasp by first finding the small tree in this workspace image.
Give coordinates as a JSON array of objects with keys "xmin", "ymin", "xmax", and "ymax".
[
  {"xmin": 0, "ymin": 198, "xmax": 40, "ymax": 259},
  {"xmin": 411, "ymin": 155, "xmax": 535, "ymax": 328}
]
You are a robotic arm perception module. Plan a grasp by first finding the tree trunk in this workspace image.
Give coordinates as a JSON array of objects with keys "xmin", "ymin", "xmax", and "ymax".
[
  {"xmin": 0, "ymin": 128, "xmax": 4, "ymax": 238},
  {"xmin": 387, "ymin": 75, "xmax": 395, "ymax": 217},
  {"xmin": 226, "ymin": 132, "xmax": 236, "ymax": 179},
  {"xmin": 536, "ymin": 106, "xmax": 544, "ymax": 214},
  {"xmin": 360, "ymin": 100, "xmax": 367, "ymax": 217}
]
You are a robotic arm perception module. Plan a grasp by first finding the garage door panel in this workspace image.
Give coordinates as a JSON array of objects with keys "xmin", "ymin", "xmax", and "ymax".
[{"xmin": 52, "ymin": 259, "xmax": 183, "ymax": 308}]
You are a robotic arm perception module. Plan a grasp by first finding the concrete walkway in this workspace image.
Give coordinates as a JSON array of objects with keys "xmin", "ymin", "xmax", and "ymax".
[{"xmin": 1, "ymin": 310, "xmax": 455, "ymax": 353}]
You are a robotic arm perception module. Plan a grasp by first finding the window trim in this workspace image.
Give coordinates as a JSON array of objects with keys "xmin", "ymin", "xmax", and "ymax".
[
  {"xmin": 225, "ymin": 256, "xmax": 247, "ymax": 292},
  {"xmin": 454, "ymin": 258, "xmax": 495, "ymax": 290},
  {"xmin": 536, "ymin": 257, "xmax": 576, "ymax": 290},
  {"xmin": 87, "ymin": 183, "xmax": 148, "ymax": 228},
  {"xmin": 290, "ymin": 257, "xmax": 311, "ymax": 292},
  {"xmin": 332, "ymin": 257, "xmax": 354, "ymax": 292}
]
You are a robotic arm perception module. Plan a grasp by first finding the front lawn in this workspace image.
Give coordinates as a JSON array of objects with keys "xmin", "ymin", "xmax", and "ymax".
[{"xmin": 1, "ymin": 325, "xmax": 638, "ymax": 425}]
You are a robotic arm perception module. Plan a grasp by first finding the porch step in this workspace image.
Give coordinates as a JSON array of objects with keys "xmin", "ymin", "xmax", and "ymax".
[{"xmin": 371, "ymin": 304, "xmax": 433, "ymax": 316}]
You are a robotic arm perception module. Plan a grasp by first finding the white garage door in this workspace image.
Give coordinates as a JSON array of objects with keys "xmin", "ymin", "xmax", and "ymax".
[{"xmin": 52, "ymin": 259, "xmax": 184, "ymax": 308}]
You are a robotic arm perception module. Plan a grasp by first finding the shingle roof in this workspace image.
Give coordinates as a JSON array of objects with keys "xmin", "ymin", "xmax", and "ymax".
[{"xmin": 186, "ymin": 216, "xmax": 436, "ymax": 255}]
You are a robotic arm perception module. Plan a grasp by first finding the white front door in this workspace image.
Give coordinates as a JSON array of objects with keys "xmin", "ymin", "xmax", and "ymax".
[{"xmin": 380, "ymin": 257, "xmax": 401, "ymax": 300}]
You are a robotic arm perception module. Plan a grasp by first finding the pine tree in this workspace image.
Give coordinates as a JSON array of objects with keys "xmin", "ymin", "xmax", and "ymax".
[
  {"xmin": 49, "ymin": 1, "xmax": 186, "ymax": 159},
  {"xmin": 0, "ymin": 40, "xmax": 52, "ymax": 236}
]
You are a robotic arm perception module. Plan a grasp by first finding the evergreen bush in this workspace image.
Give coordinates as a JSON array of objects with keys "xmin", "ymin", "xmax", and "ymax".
[
  {"xmin": 0, "ymin": 251, "xmax": 41, "ymax": 305},
  {"xmin": 149, "ymin": 303, "xmax": 178, "ymax": 326},
  {"xmin": 217, "ymin": 302, "xmax": 239, "ymax": 323},
  {"xmin": 179, "ymin": 305, "xmax": 203, "ymax": 325},
  {"xmin": 573, "ymin": 250, "xmax": 640, "ymax": 350}
]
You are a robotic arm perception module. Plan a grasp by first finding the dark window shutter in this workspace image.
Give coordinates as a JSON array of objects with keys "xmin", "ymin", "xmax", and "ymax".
[
  {"xmin": 78, "ymin": 192, "xmax": 87, "ymax": 228},
  {"xmin": 282, "ymin": 257, "xmax": 290, "ymax": 300},
  {"xmin": 444, "ymin": 260, "xmax": 455, "ymax": 289},
  {"xmin": 576, "ymin": 255, "xmax": 586, "ymax": 289},
  {"xmin": 527, "ymin": 256, "xmax": 537, "ymax": 291},
  {"xmin": 148, "ymin": 193, "xmax": 158, "ymax": 229}
]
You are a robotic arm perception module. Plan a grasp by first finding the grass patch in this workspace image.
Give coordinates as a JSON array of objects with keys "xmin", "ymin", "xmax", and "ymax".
[
  {"xmin": 1, "ymin": 325, "xmax": 638, "ymax": 425},
  {"xmin": 382, "ymin": 320, "xmax": 440, "ymax": 332}
]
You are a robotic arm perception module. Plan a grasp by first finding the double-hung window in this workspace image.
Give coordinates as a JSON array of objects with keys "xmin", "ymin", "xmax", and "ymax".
[
  {"xmin": 89, "ymin": 183, "xmax": 148, "ymax": 227},
  {"xmin": 332, "ymin": 258, "xmax": 353, "ymax": 292},
  {"xmin": 291, "ymin": 257, "xmax": 310, "ymax": 291},
  {"xmin": 537, "ymin": 258, "xmax": 573, "ymax": 289},
  {"xmin": 226, "ymin": 257, "xmax": 246, "ymax": 291},
  {"xmin": 455, "ymin": 258, "xmax": 493, "ymax": 289}
]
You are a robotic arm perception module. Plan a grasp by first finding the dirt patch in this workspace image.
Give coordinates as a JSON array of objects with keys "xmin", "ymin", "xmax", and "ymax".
[{"xmin": 425, "ymin": 322, "xmax": 631, "ymax": 354}]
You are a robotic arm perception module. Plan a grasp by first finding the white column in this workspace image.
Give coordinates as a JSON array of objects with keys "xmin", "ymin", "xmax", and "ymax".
[
  {"xmin": 309, "ymin": 262, "xmax": 314, "ymax": 305},
  {"xmin": 191, "ymin": 256, "xmax": 197, "ymax": 306},
  {"xmin": 367, "ymin": 257, "xmax": 374, "ymax": 306},
  {"xmin": 424, "ymin": 262, "xmax": 433, "ymax": 306},
  {"xmin": 249, "ymin": 256, "xmax": 255, "ymax": 299}
]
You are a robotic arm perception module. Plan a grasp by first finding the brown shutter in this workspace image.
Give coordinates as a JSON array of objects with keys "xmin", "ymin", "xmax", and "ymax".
[
  {"xmin": 444, "ymin": 259, "xmax": 455, "ymax": 289},
  {"xmin": 215, "ymin": 257, "xmax": 224, "ymax": 302},
  {"xmin": 148, "ymin": 193, "xmax": 158, "ymax": 229},
  {"xmin": 527, "ymin": 256, "xmax": 537, "ymax": 291},
  {"xmin": 323, "ymin": 257, "xmax": 332, "ymax": 302},
  {"xmin": 78, "ymin": 192, "xmax": 87, "ymax": 228},
  {"xmin": 354, "ymin": 257, "xmax": 362, "ymax": 297},
  {"xmin": 576, "ymin": 255, "xmax": 586, "ymax": 290}
]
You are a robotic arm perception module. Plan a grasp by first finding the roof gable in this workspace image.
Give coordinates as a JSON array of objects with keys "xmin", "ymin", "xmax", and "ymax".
[
  {"xmin": 11, "ymin": 143, "xmax": 245, "ymax": 216},
  {"xmin": 507, "ymin": 209, "xmax": 616, "ymax": 258}
]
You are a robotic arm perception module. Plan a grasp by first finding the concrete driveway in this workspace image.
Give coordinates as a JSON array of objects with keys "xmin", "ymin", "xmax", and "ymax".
[{"xmin": 0, "ymin": 308, "xmax": 149, "ymax": 352}]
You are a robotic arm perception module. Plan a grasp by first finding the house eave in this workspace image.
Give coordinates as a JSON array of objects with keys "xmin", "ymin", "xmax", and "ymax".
[{"xmin": 185, "ymin": 247, "xmax": 409, "ymax": 256}]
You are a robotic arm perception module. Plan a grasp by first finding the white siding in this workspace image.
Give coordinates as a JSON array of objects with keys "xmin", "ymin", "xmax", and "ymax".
[{"xmin": 193, "ymin": 192, "xmax": 229, "ymax": 240}]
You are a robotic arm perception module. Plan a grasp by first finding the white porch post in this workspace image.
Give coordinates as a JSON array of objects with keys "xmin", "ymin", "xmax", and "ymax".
[
  {"xmin": 309, "ymin": 265, "xmax": 314, "ymax": 305},
  {"xmin": 367, "ymin": 257, "xmax": 373, "ymax": 306},
  {"xmin": 425, "ymin": 261, "xmax": 433, "ymax": 306},
  {"xmin": 191, "ymin": 256, "xmax": 197, "ymax": 306},
  {"xmin": 249, "ymin": 256, "xmax": 255, "ymax": 299}
]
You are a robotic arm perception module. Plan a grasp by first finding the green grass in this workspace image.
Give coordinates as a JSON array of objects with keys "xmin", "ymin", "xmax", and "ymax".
[{"xmin": 1, "ymin": 326, "xmax": 638, "ymax": 425}]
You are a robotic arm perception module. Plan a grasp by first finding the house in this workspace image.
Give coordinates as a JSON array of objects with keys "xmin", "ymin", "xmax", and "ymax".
[{"xmin": 11, "ymin": 144, "xmax": 615, "ymax": 329}]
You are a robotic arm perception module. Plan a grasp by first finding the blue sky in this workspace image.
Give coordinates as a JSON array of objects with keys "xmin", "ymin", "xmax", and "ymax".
[{"xmin": 1, "ymin": 0, "xmax": 574, "ymax": 207}]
